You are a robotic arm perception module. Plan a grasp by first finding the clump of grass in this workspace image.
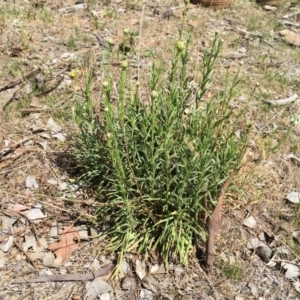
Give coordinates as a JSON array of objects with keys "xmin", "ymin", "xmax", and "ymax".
[
  {"xmin": 66, "ymin": 34, "xmax": 78, "ymax": 51},
  {"xmin": 222, "ymin": 260, "xmax": 245, "ymax": 281},
  {"xmin": 73, "ymin": 2, "xmax": 249, "ymax": 270}
]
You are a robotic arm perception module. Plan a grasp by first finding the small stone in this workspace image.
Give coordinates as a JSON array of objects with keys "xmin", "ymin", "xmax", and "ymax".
[
  {"xmin": 140, "ymin": 289, "xmax": 153, "ymax": 300},
  {"xmin": 47, "ymin": 178, "xmax": 58, "ymax": 185},
  {"xmin": 122, "ymin": 276, "xmax": 137, "ymax": 290},
  {"xmin": 256, "ymin": 246, "xmax": 272, "ymax": 262}
]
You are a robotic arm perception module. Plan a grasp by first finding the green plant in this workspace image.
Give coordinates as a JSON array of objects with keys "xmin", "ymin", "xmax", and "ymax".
[
  {"xmin": 66, "ymin": 34, "xmax": 78, "ymax": 51},
  {"xmin": 39, "ymin": 7, "xmax": 52, "ymax": 23},
  {"xmin": 92, "ymin": 16, "xmax": 99, "ymax": 29},
  {"xmin": 119, "ymin": 28, "xmax": 138, "ymax": 56},
  {"xmin": 222, "ymin": 259, "xmax": 245, "ymax": 281},
  {"xmin": 73, "ymin": 3, "xmax": 249, "ymax": 271},
  {"xmin": 8, "ymin": 61, "xmax": 24, "ymax": 78}
]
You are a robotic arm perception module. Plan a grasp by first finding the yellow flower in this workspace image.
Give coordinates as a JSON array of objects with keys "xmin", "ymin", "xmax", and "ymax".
[{"xmin": 69, "ymin": 70, "xmax": 77, "ymax": 78}]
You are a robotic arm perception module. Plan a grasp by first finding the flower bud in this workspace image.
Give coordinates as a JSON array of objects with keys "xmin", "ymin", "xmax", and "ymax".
[
  {"xmin": 121, "ymin": 60, "xmax": 128, "ymax": 69},
  {"xmin": 107, "ymin": 39, "xmax": 115, "ymax": 46},
  {"xmin": 151, "ymin": 90, "xmax": 158, "ymax": 99},
  {"xmin": 176, "ymin": 40, "xmax": 185, "ymax": 52},
  {"xmin": 102, "ymin": 81, "xmax": 109, "ymax": 88}
]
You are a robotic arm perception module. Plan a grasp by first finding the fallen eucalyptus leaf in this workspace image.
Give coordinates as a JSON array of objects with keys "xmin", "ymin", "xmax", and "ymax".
[
  {"xmin": 23, "ymin": 236, "xmax": 37, "ymax": 251},
  {"xmin": 119, "ymin": 259, "xmax": 130, "ymax": 279},
  {"xmin": 76, "ymin": 225, "xmax": 89, "ymax": 240},
  {"xmin": 280, "ymin": 30, "xmax": 300, "ymax": 47},
  {"xmin": 26, "ymin": 175, "xmax": 39, "ymax": 189},
  {"xmin": 136, "ymin": 260, "xmax": 146, "ymax": 280},
  {"xmin": 275, "ymin": 226, "xmax": 289, "ymax": 236},
  {"xmin": 276, "ymin": 246, "xmax": 290, "ymax": 255},
  {"xmin": 0, "ymin": 227, "xmax": 14, "ymax": 252},
  {"xmin": 149, "ymin": 264, "xmax": 165, "ymax": 274},
  {"xmin": 284, "ymin": 153, "xmax": 300, "ymax": 163},
  {"xmin": 84, "ymin": 278, "xmax": 112, "ymax": 300},
  {"xmin": 263, "ymin": 5, "xmax": 277, "ymax": 11},
  {"xmin": 242, "ymin": 215, "xmax": 257, "ymax": 228},
  {"xmin": 30, "ymin": 97, "xmax": 43, "ymax": 108},
  {"xmin": 100, "ymin": 292, "xmax": 110, "ymax": 300},
  {"xmin": 293, "ymin": 231, "xmax": 300, "ymax": 244},
  {"xmin": 58, "ymin": 182, "xmax": 68, "ymax": 190},
  {"xmin": 42, "ymin": 252, "xmax": 62, "ymax": 268},
  {"xmin": 49, "ymin": 221, "xmax": 59, "ymax": 237},
  {"xmin": 263, "ymin": 93, "xmax": 298, "ymax": 106},
  {"xmin": 141, "ymin": 275, "xmax": 158, "ymax": 294},
  {"xmin": 37, "ymin": 140, "xmax": 48, "ymax": 150},
  {"xmin": 47, "ymin": 117, "xmax": 62, "ymax": 133},
  {"xmin": 47, "ymin": 178, "xmax": 58, "ymax": 185},
  {"xmin": 27, "ymin": 251, "xmax": 40, "ymax": 262},
  {"xmin": 0, "ymin": 236, "xmax": 13, "ymax": 253},
  {"xmin": 247, "ymin": 238, "xmax": 266, "ymax": 250},
  {"xmin": 53, "ymin": 132, "xmax": 66, "ymax": 142},
  {"xmin": 40, "ymin": 132, "xmax": 51, "ymax": 139},
  {"xmin": 248, "ymin": 281, "xmax": 260, "ymax": 298},
  {"xmin": 282, "ymin": 262, "xmax": 300, "ymax": 279},
  {"xmin": 26, "ymin": 208, "xmax": 45, "ymax": 221},
  {"xmin": 293, "ymin": 281, "xmax": 300, "ymax": 293},
  {"xmin": 48, "ymin": 226, "xmax": 80, "ymax": 263},
  {"xmin": 286, "ymin": 192, "xmax": 300, "ymax": 204},
  {"xmin": 0, "ymin": 257, "xmax": 6, "ymax": 268},
  {"xmin": 1, "ymin": 216, "xmax": 17, "ymax": 228},
  {"xmin": 266, "ymin": 259, "xmax": 277, "ymax": 268}
]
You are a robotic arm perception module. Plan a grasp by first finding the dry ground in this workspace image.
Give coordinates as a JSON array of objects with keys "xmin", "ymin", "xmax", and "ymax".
[{"xmin": 1, "ymin": 0, "xmax": 300, "ymax": 299}]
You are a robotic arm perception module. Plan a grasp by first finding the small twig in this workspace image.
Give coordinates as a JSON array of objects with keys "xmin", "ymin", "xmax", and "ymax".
[
  {"xmin": 18, "ymin": 292, "xmax": 33, "ymax": 300},
  {"xmin": 263, "ymin": 93, "xmax": 298, "ymax": 106},
  {"xmin": 206, "ymin": 172, "xmax": 235, "ymax": 272},
  {"xmin": 279, "ymin": 20, "xmax": 300, "ymax": 28},
  {"xmin": 35, "ymin": 75, "xmax": 64, "ymax": 98},
  {"xmin": 12, "ymin": 262, "xmax": 114, "ymax": 284},
  {"xmin": 0, "ymin": 137, "xmax": 34, "ymax": 160},
  {"xmin": 0, "ymin": 67, "xmax": 40, "ymax": 92},
  {"xmin": 0, "ymin": 192, "xmax": 95, "ymax": 223},
  {"xmin": 18, "ymin": 108, "xmax": 54, "ymax": 113},
  {"xmin": 235, "ymin": 29, "xmax": 279, "ymax": 50},
  {"xmin": 30, "ymin": 222, "xmax": 44, "ymax": 248},
  {"xmin": 35, "ymin": 63, "xmax": 72, "ymax": 98},
  {"xmin": 0, "ymin": 86, "xmax": 20, "ymax": 122},
  {"xmin": 13, "ymin": 240, "xmax": 38, "ymax": 270},
  {"xmin": 0, "ymin": 149, "xmax": 33, "ymax": 167}
]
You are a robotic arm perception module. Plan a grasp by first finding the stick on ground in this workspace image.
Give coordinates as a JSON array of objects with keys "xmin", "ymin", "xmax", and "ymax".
[{"xmin": 13, "ymin": 262, "xmax": 114, "ymax": 284}]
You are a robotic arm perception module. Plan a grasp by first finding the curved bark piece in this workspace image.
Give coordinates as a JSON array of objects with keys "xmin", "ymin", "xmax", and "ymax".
[{"xmin": 206, "ymin": 172, "xmax": 235, "ymax": 272}]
